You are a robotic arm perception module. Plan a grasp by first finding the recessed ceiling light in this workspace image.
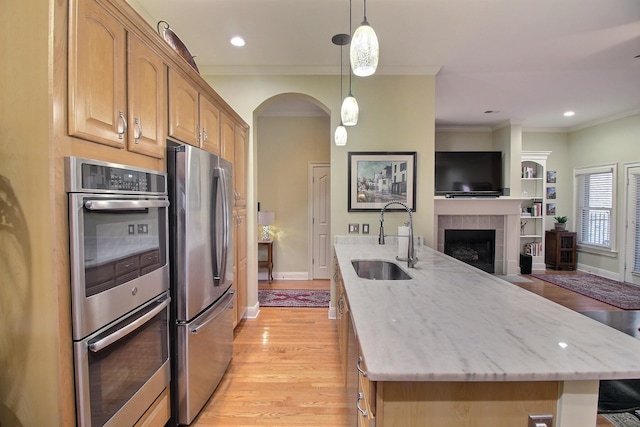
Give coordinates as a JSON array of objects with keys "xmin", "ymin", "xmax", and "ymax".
[
  {"xmin": 564, "ymin": 111, "xmax": 575, "ymax": 117},
  {"xmin": 230, "ymin": 36, "xmax": 245, "ymax": 47}
]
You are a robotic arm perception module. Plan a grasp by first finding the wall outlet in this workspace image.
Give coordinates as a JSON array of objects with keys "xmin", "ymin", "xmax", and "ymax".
[
  {"xmin": 528, "ymin": 414, "xmax": 553, "ymax": 427},
  {"xmin": 137, "ymin": 224, "xmax": 148, "ymax": 234},
  {"xmin": 128, "ymin": 224, "xmax": 135, "ymax": 235}
]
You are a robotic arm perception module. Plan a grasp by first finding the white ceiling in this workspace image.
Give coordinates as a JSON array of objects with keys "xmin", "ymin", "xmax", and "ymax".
[{"xmin": 128, "ymin": 0, "xmax": 640, "ymax": 130}]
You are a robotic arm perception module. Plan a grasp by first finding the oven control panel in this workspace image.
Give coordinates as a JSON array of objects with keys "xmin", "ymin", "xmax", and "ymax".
[{"xmin": 65, "ymin": 157, "xmax": 167, "ymax": 195}]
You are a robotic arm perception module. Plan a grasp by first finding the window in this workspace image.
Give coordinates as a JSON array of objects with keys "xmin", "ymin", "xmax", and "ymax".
[{"xmin": 574, "ymin": 164, "xmax": 616, "ymax": 251}]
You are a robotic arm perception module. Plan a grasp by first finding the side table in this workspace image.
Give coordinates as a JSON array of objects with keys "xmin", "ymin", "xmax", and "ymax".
[{"xmin": 258, "ymin": 240, "xmax": 273, "ymax": 283}]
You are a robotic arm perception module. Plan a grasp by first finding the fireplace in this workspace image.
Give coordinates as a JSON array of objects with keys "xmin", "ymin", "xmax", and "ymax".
[
  {"xmin": 434, "ymin": 198, "xmax": 525, "ymax": 275},
  {"xmin": 444, "ymin": 229, "xmax": 496, "ymax": 273}
]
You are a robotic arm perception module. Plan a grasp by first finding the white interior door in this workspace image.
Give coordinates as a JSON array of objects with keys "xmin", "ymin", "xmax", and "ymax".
[
  {"xmin": 624, "ymin": 164, "xmax": 640, "ymax": 285},
  {"xmin": 310, "ymin": 163, "xmax": 331, "ymax": 279}
]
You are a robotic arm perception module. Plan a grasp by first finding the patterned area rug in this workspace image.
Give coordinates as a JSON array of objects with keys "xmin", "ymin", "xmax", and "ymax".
[
  {"xmin": 531, "ymin": 273, "xmax": 640, "ymax": 309},
  {"xmin": 258, "ymin": 289, "xmax": 330, "ymax": 308},
  {"xmin": 604, "ymin": 412, "xmax": 640, "ymax": 427}
]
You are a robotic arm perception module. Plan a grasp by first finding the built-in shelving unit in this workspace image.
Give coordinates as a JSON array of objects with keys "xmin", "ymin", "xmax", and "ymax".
[{"xmin": 520, "ymin": 151, "xmax": 551, "ymax": 271}]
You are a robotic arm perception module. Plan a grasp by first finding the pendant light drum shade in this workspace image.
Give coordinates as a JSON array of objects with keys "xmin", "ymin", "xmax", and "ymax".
[{"xmin": 350, "ymin": 23, "xmax": 379, "ymax": 77}]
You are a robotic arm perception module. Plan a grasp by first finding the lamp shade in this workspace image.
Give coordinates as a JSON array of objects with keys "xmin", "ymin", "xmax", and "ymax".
[
  {"xmin": 334, "ymin": 125, "xmax": 347, "ymax": 146},
  {"xmin": 258, "ymin": 210, "xmax": 275, "ymax": 225},
  {"xmin": 350, "ymin": 22, "xmax": 379, "ymax": 77},
  {"xmin": 341, "ymin": 95, "xmax": 359, "ymax": 126}
]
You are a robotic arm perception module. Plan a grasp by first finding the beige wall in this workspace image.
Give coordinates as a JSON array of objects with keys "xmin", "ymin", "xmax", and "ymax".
[
  {"xmin": 567, "ymin": 113, "xmax": 640, "ymax": 277},
  {"xmin": 257, "ymin": 116, "xmax": 330, "ymax": 276},
  {"xmin": 205, "ymin": 74, "xmax": 436, "ymax": 307}
]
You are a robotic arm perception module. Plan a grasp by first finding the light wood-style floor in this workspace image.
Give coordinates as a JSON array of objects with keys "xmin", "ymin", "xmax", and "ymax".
[{"xmin": 192, "ymin": 274, "xmax": 621, "ymax": 426}]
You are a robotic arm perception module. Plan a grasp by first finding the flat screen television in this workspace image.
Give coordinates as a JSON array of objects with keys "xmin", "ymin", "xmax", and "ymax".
[{"xmin": 435, "ymin": 151, "xmax": 503, "ymax": 196}]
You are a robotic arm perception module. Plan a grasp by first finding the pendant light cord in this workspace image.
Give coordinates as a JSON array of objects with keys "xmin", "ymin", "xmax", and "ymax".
[{"xmin": 348, "ymin": 0, "xmax": 353, "ymax": 96}]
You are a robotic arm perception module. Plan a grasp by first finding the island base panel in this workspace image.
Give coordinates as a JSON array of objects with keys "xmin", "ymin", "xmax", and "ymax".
[{"xmin": 376, "ymin": 381, "xmax": 559, "ymax": 427}]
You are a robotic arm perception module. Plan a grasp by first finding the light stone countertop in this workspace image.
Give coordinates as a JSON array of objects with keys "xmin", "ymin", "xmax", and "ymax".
[{"xmin": 334, "ymin": 235, "xmax": 640, "ymax": 382}]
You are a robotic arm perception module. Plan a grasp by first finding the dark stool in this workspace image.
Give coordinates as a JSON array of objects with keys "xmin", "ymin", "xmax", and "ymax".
[
  {"xmin": 580, "ymin": 310, "xmax": 640, "ymax": 419},
  {"xmin": 598, "ymin": 379, "xmax": 640, "ymax": 418}
]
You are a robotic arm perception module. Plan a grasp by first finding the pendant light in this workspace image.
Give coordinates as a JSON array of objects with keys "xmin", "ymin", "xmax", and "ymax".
[
  {"xmin": 341, "ymin": 0, "xmax": 359, "ymax": 126},
  {"xmin": 332, "ymin": 33, "xmax": 350, "ymax": 146},
  {"xmin": 350, "ymin": 0, "xmax": 379, "ymax": 77}
]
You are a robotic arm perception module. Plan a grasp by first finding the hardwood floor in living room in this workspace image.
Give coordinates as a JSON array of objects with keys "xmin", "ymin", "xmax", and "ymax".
[{"xmin": 192, "ymin": 275, "xmax": 620, "ymax": 426}]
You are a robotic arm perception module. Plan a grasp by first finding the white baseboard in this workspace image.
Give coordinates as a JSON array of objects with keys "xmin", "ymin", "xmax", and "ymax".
[
  {"xmin": 575, "ymin": 263, "xmax": 621, "ymax": 282},
  {"xmin": 244, "ymin": 300, "xmax": 260, "ymax": 319},
  {"xmin": 328, "ymin": 306, "xmax": 336, "ymax": 320},
  {"xmin": 258, "ymin": 271, "xmax": 310, "ymax": 281}
]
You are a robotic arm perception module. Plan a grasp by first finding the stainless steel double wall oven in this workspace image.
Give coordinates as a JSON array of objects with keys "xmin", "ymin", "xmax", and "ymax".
[{"xmin": 66, "ymin": 157, "xmax": 170, "ymax": 426}]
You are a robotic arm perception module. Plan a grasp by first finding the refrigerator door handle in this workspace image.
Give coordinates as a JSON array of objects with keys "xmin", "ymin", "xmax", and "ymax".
[
  {"xmin": 189, "ymin": 290, "xmax": 234, "ymax": 334},
  {"xmin": 211, "ymin": 167, "xmax": 229, "ymax": 286}
]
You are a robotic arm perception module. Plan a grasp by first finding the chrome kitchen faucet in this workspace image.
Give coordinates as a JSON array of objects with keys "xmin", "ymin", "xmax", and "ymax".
[{"xmin": 378, "ymin": 200, "xmax": 418, "ymax": 268}]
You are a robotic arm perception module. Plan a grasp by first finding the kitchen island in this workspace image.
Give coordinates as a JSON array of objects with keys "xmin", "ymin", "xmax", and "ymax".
[{"xmin": 334, "ymin": 236, "xmax": 640, "ymax": 426}]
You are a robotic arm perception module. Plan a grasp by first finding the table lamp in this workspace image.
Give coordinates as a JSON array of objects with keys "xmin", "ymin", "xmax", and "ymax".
[{"xmin": 258, "ymin": 210, "xmax": 275, "ymax": 241}]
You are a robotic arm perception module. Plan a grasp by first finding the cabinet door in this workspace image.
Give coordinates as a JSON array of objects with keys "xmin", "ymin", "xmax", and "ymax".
[
  {"xmin": 200, "ymin": 96, "xmax": 220, "ymax": 155},
  {"xmin": 69, "ymin": 0, "xmax": 126, "ymax": 148},
  {"xmin": 220, "ymin": 112, "xmax": 235, "ymax": 163},
  {"xmin": 127, "ymin": 34, "xmax": 166, "ymax": 158},
  {"xmin": 234, "ymin": 125, "xmax": 247, "ymax": 207},
  {"xmin": 168, "ymin": 70, "xmax": 200, "ymax": 146},
  {"xmin": 234, "ymin": 208, "xmax": 247, "ymax": 323}
]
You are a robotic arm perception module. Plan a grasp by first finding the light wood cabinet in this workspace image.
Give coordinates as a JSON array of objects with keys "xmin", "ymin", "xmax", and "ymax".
[
  {"xmin": 200, "ymin": 96, "xmax": 221, "ymax": 155},
  {"xmin": 335, "ymin": 263, "xmax": 349, "ymax": 382},
  {"xmin": 127, "ymin": 34, "xmax": 167, "ymax": 158},
  {"xmin": 134, "ymin": 388, "xmax": 170, "ymax": 427},
  {"xmin": 69, "ymin": 0, "xmax": 165, "ymax": 158},
  {"xmin": 220, "ymin": 112, "xmax": 235, "ymax": 163},
  {"xmin": 168, "ymin": 70, "xmax": 200, "ymax": 146},
  {"xmin": 69, "ymin": 0, "xmax": 127, "ymax": 148},
  {"xmin": 233, "ymin": 208, "xmax": 247, "ymax": 327},
  {"xmin": 234, "ymin": 125, "xmax": 248, "ymax": 207},
  {"xmin": 168, "ymin": 69, "xmax": 222, "ymax": 155}
]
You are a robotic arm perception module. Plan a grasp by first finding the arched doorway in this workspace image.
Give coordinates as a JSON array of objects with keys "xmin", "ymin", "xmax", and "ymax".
[{"xmin": 255, "ymin": 93, "xmax": 331, "ymax": 281}]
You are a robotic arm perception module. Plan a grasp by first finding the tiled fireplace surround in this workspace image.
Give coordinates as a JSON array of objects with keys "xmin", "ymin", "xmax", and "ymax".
[{"xmin": 434, "ymin": 198, "xmax": 524, "ymax": 276}]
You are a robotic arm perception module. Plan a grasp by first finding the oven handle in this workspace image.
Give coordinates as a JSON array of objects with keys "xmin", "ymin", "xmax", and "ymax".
[
  {"xmin": 84, "ymin": 199, "xmax": 169, "ymax": 211},
  {"xmin": 88, "ymin": 297, "xmax": 170, "ymax": 352}
]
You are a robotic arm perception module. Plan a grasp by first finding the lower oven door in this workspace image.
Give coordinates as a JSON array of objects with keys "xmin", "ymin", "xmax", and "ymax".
[
  {"xmin": 176, "ymin": 289, "xmax": 235, "ymax": 425},
  {"xmin": 73, "ymin": 293, "xmax": 170, "ymax": 427}
]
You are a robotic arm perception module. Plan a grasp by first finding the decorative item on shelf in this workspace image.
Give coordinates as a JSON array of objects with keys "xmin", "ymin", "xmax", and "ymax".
[
  {"xmin": 332, "ymin": 33, "xmax": 351, "ymax": 145},
  {"xmin": 553, "ymin": 216, "xmax": 568, "ymax": 231},
  {"xmin": 350, "ymin": 0, "xmax": 379, "ymax": 77},
  {"xmin": 258, "ymin": 210, "xmax": 275, "ymax": 241},
  {"xmin": 157, "ymin": 21, "xmax": 199, "ymax": 73}
]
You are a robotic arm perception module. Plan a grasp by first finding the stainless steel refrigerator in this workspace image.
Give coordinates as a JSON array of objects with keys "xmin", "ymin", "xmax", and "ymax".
[{"xmin": 167, "ymin": 142, "xmax": 234, "ymax": 425}]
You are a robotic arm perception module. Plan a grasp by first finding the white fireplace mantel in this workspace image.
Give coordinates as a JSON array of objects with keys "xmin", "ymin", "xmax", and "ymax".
[{"xmin": 434, "ymin": 197, "xmax": 526, "ymax": 275}]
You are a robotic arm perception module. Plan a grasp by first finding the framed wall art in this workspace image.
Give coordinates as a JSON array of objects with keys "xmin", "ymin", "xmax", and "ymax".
[{"xmin": 348, "ymin": 151, "xmax": 417, "ymax": 212}]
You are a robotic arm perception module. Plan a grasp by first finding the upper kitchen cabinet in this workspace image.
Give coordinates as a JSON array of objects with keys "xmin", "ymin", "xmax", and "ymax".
[
  {"xmin": 200, "ymin": 96, "xmax": 221, "ymax": 155},
  {"xmin": 127, "ymin": 34, "xmax": 167, "ymax": 158},
  {"xmin": 220, "ymin": 112, "xmax": 235, "ymax": 163},
  {"xmin": 68, "ymin": 0, "xmax": 166, "ymax": 159},
  {"xmin": 168, "ymin": 70, "xmax": 199, "ymax": 147},
  {"xmin": 168, "ymin": 69, "xmax": 221, "ymax": 155},
  {"xmin": 234, "ymin": 124, "xmax": 248, "ymax": 207}
]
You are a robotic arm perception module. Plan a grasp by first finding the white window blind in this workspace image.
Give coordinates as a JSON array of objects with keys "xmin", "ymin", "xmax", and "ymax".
[
  {"xmin": 629, "ymin": 170, "xmax": 640, "ymax": 272},
  {"xmin": 575, "ymin": 164, "xmax": 616, "ymax": 249}
]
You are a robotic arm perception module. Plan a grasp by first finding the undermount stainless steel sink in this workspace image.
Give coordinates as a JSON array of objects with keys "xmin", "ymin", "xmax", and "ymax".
[{"xmin": 351, "ymin": 260, "xmax": 412, "ymax": 280}]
